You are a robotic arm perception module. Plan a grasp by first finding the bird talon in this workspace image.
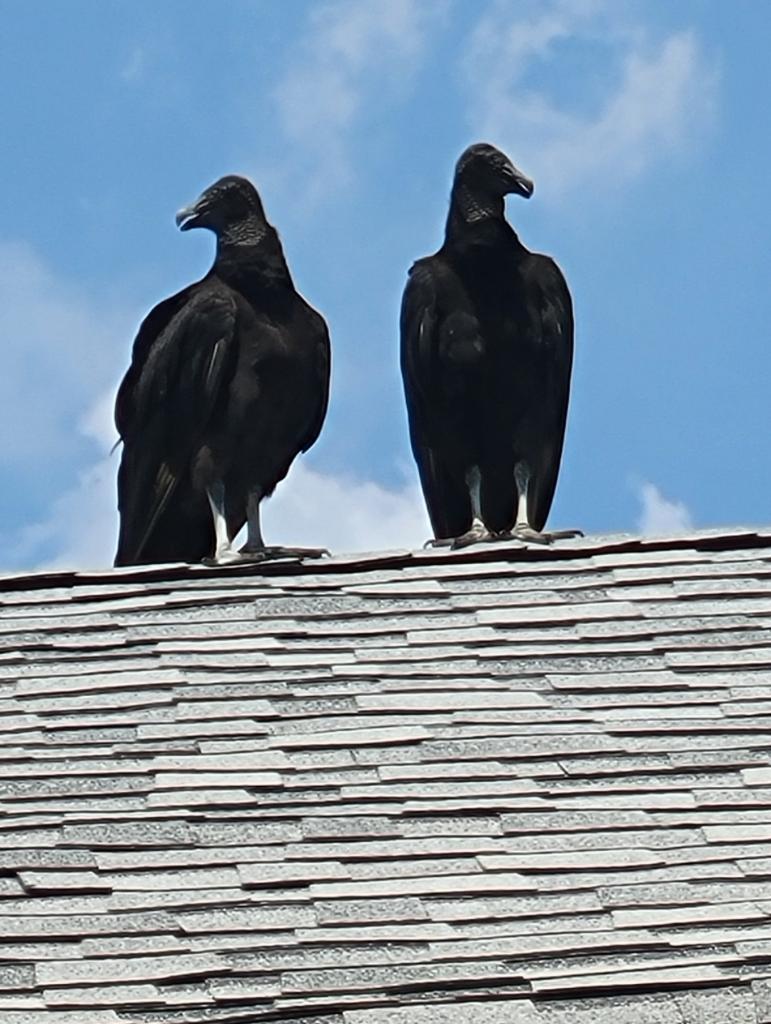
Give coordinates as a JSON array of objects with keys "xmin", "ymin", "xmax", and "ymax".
[
  {"xmin": 260, "ymin": 546, "xmax": 329, "ymax": 561},
  {"xmin": 235, "ymin": 548, "xmax": 270, "ymax": 563},
  {"xmin": 451, "ymin": 532, "xmax": 488, "ymax": 550},
  {"xmin": 511, "ymin": 526, "xmax": 583, "ymax": 545},
  {"xmin": 202, "ymin": 547, "xmax": 252, "ymax": 566}
]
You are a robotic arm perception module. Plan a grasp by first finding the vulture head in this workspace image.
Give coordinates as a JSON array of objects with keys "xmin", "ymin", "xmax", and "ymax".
[
  {"xmin": 176, "ymin": 176, "xmax": 268, "ymax": 241},
  {"xmin": 454, "ymin": 143, "xmax": 534, "ymax": 201}
]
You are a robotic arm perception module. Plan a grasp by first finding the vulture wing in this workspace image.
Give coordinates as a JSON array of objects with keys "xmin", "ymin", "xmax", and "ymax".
[
  {"xmin": 521, "ymin": 253, "xmax": 574, "ymax": 532},
  {"xmin": 115, "ymin": 285, "xmax": 238, "ymax": 565},
  {"xmin": 400, "ymin": 261, "xmax": 472, "ymax": 540}
]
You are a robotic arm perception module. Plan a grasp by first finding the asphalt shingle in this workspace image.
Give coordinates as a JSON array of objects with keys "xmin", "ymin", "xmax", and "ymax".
[{"xmin": 1, "ymin": 528, "xmax": 771, "ymax": 1020}]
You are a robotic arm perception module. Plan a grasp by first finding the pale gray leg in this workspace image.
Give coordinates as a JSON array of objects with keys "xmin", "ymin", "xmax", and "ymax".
[
  {"xmin": 206, "ymin": 481, "xmax": 241, "ymax": 563},
  {"xmin": 456, "ymin": 465, "xmax": 494, "ymax": 545},
  {"xmin": 467, "ymin": 466, "xmax": 484, "ymax": 529},
  {"xmin": 240, "ymin": 490, "xmax": 265, "ymax": 554},
  {"xmin": 206, "ymin": 484, "xmax": 327, "ymax": 564},
  {"xmin": 514, "ymin": 461, "xmax": 531, "ymax": 530},
  {"xmin": 426, "ymin": 465, "xmax": 494, "ymax": 548},
  {"xmin": 239, "ymin": 487, "xmax": 328, "ymax": 561},
  {"xmin": 511, "ymin": 460, "xmax": 582, "ymax": 544}
]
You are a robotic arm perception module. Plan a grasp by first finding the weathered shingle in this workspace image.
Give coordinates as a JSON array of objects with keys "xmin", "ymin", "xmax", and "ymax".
[{"xmin": 1, "ymin": 528, "xmax": 771, "ymax": 1020}]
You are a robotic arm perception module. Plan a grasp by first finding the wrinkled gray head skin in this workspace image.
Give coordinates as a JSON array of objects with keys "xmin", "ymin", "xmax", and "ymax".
[
  {"xmin": 454, "ymin": 143, "xmax": 534, "ymax": 200},
  {"xmin": 175, "ymin": 175, "xmax": 268, "ymax": 235}
]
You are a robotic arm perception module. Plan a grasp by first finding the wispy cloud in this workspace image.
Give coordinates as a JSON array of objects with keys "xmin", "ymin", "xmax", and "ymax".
[
  {"xmin": 636, "ymin": 480, "xmax": 693, "ymax": 536},
  {"xmin": 267, "ymin": 0, "xmax": 447, "ymax": 205},
  {"xmin": 21, "ymin": 462, "xmax": 429, "ymax": 571},
  {"xmin": 463, "ymin": 0, "xmax": 719, "ymax": 198},
  {"xmin": 0, "ymin": 242, "xmax": 128, "ymax": 471},
  {"xmin": 8, "ymin": 388, "xmax": 120, "ymax": 570},
  {"xmin": 12, "ymin": 451, "xmax": 119, "ymax": 571}
]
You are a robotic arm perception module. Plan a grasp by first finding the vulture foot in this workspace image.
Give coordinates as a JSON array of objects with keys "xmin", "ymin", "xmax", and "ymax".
[
  {"xmin": 203, "ymin": 547, "xmax": 255, "ymax": 566},
  {"xmin": 510, "ymin": 526, "xmax": 584, "ymax": 545},
  {"xmin": 249, "ymin": 544, "xmax": 330, "ymax": 561},
  {"xmin": 425, "ymin": 520, "xmax": 496, "ymax": 550},
  {"xmin": 203, "ymin": 544, "xmax": 329, "ymax": 566}
]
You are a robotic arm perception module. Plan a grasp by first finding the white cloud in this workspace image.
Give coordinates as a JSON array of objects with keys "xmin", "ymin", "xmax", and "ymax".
[
  {"xmin": 16, "ymin": 384, "xmax": 429, "ymax": 571},
  {"xmin": 26, "ymin": 460, "xmax": 429, "ymax": 571},
  {"xmin": 263, "ymin": 463, "xmax": 429, "ymax": 556},
  {"xmin": 463, "ymin": 0, "xmax": 718, "ymax": 197},
  {"xmin": 636, "ymin": 480, "xmax": 693, "ymax": 536},
  {"xmin": 0, "ymin": 243, "xmax": 137, "ymax": 571},
  {"xmin": 12, "ymin": 451, "xmax": 119, "ymax": 571},
  {"xmin": 0, "ymin": 236, "xmax": 429, "ymax": 572},
  {"xmin": 0, "ymin": 242, "xmax": 128, "ymax": 469},
  {"xmin": 20, "ymin": 458, "xmax": 702, "ymax": 569},
  {"xmin": 8, "ymin": 386, "xmax": 120, "ymax": 571},
  {"xmin": 267, "ymin": 0, "xmax": 447, "ymax": 205}
]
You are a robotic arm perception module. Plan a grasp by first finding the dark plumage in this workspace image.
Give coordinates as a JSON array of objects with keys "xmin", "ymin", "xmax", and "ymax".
[
  {"xmin": 114, "ymin": 175, "xmax": 330, "ymax": 566},
  {"xmin": 400, "ymin": 143, "xmax": 578, "ymax": 547}
]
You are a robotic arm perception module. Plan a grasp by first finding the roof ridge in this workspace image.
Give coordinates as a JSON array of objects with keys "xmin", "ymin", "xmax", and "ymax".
[{"xmin": 1, "ymin": 526, "xmax": 769, "ymax": 594}]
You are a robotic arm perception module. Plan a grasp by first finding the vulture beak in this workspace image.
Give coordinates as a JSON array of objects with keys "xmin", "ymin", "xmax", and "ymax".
[
  {"xmin": 503, "ymin": 162, "xmax": 534, "ymax": 199},
  {"xmin": 175, "ymin": 197, "xmax": 206, "ymax": 231}
]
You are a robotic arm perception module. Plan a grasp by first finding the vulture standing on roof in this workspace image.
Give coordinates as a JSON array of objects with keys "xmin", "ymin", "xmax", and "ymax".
[
  {"xmin": 400, "ymin": 143, "xmax": 579, "ymax": 547},
  {"xmin": 114, "ymin": 175, "xmax": 331, "ymax": 566}
]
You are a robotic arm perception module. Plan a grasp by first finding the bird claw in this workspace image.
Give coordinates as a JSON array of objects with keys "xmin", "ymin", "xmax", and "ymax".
[
  {"xmin": 452, "ymin": 526, "xmax": 494, "ymax": 549},
  {"xmin": 203, "ymin": 544, "xmax": 330, "ymax": 566},
  {"xmin": 425, "ymin": 524, "xmax": 582, "ymax": 551},
  {"xmin": 202, "ymin": 548, "xmax": 253, "ymax": 566},
  {"xmin": 510, "ymin": 527, "xmax": 553, "ymax": 545},
  {"xmin": 511, "ymin": 526, "xmax": 583, "ymax": 545},
  {"xmin": 255, "ymin": 545, "xmax": 330, "ymax": 561},
  {"xmin": 424, "ymin": 522, "xmax": 494, "ymax": 550}
]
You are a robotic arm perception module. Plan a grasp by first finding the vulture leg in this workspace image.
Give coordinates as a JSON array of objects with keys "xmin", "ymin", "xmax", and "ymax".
[
  {"xmin": 239, "ymin": 489, "xmax": 329, "ymax": 562},
  {"xmin": 426, "ymin": 466, "xmax": 494, "ymax": 549},
  {"xmin": 205, "ymin": 481, "xmax": 243, "ymax": 564},
  {"xmin": 239, "ymin": 490, "xmax": 267, "ymax": 556},
  {"xmin": 510, "ymin": 461, "xmax": 582, "ymax": 544}
]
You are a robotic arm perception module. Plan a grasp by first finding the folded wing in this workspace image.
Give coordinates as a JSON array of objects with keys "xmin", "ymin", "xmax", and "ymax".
[
  {"xmin": 114, "ymin": 286, "xmax": 237, "ymax": 565},
  {"xmin": 400, "ymin": 261, "xmax": 473, "ymax": 540}
]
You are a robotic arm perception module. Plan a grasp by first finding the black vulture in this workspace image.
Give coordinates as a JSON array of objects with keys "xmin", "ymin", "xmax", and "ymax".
[
  {"xmin": 114, "ymin": 175, "xmax": 331, "ymax": 566},
  {"xmin": 400, "ymin": 143, "xmax": 579, "ymax": 547}
]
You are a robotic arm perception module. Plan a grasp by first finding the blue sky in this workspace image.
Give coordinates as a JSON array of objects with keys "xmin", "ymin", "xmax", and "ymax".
[{"xmin": 1, "ymin": 0, "xmax": 769, "ymax": 569}]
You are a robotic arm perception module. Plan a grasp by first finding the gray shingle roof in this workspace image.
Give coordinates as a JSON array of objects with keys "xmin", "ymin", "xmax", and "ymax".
[{"xmin": 2, "ymin": 528, "xmax": 771, "ymax": 1022}]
